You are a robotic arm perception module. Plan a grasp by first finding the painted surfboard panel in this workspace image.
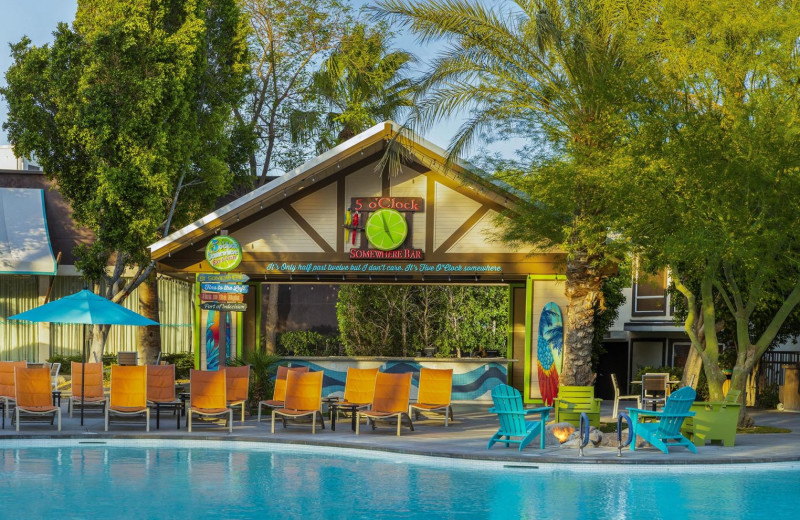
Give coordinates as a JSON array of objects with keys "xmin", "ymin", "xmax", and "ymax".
[{"xmin": 537, "ymin": 302, "xmax": 564, "ymax": 405}]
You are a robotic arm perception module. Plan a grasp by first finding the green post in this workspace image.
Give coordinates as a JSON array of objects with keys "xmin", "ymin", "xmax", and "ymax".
[{"xmin": 193, "ymin": 278, "xmax": 201, "ymax": 369}]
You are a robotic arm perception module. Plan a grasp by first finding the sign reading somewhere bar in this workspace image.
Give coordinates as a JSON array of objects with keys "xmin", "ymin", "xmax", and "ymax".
[
  {"xmin": 200, "ymin": 302, "xmax": 247, "ymax": 312},
  {"xmin": 196, "ymin": 273, "xmax": 250, "ymax": 283},
  {"xmin": 199, "ymin": 292, "xmax": 245, "ymax": 303},
  {"xmin": 200, "ymin": 283, "xmax": 249, "ymax": 294}
]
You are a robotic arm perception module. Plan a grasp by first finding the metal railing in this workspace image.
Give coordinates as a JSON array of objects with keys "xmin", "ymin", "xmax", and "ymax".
[{"xmin": 756, "ymin": 351, "xmax": 800, "ymax": 387}]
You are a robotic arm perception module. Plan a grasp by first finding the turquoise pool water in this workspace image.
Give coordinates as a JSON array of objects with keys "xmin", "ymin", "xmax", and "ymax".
[{"xmin": 0, "ymin": 440, "xmax": 798, "ymax": 519}]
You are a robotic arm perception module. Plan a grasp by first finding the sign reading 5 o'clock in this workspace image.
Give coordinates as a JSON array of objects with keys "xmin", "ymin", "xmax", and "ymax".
[{"xmin": 205, "ymin": 236, "xmax": 242, "ymax": 272}]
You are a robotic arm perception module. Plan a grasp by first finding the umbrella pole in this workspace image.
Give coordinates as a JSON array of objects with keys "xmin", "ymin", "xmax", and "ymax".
[{"xmin": 81, "ymin": 324, "xmax": 87, "ymax": 426}]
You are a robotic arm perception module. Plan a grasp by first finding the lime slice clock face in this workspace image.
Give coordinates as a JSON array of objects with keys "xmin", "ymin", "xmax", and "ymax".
[{"xmin": 365, "ymin": 208, "xmax": 408, "ymax": 251}]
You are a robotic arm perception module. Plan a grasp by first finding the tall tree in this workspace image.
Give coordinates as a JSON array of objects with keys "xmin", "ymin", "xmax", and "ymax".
[
  {"xmin": 619, "ymin": 0, "xmax": 800, "ymax": 402},
  {"xmin": 236, "ymin": 0, "xmax": 350, "ymax": 354},
  {"xmin": 377, "ymin": 0, "xmax": 639, "ymax": 385},
  {"xmin": 2, "ymin": 0, "xmax": 250, "ymax": 361},
  {"xmin": 304, "ymin": 21, "xmax": 414, "ymax": 151},
  {"xmin": 236, "ymin": 0, "xmax": 351, "ymax": 186}
]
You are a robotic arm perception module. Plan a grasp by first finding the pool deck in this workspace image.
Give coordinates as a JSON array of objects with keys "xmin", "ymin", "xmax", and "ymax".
[{"xmin": 1, "ymin": 401, "xmax": 799, "ymax": 465}]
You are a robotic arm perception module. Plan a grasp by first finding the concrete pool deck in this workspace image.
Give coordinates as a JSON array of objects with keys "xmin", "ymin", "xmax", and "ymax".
[{"xmin": 1, "ymin": 401, "xmax": 798, "ymax": 465}]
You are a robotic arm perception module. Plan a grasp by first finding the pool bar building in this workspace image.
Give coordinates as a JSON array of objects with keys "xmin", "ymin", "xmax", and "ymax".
[{"xmin": 149, "ymin": 122, "xmax": 571, "ymax": 403}]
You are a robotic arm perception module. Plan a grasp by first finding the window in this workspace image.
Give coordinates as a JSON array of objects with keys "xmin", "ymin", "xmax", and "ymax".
[{"xmin": 633, "ymin": 269, "xmax": 668, "ymax": 317}]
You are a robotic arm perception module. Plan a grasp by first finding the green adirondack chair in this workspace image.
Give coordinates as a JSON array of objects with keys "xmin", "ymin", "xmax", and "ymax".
[
  {"xmin": 681, "ymin": 389, "xmax": 742, "ymax": 447},
  {"xmin": 628, "ymin": 386, "xmax": 697, "ymax": 454},
  {"xmin": 553, "ymin": 386, "xmax": 602, "ymax": 427},
  {"xmin": 487, "ymin": 384, "xmax": 552, "ymax": 451}
]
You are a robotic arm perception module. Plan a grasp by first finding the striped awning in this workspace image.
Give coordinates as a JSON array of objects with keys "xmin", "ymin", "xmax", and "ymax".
[{"xmin": 0, "ymin": 188, "xmax": 57, "ymax": 275}]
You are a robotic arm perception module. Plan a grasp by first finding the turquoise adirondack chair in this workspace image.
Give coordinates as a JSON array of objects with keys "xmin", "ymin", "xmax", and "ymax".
[
  {"xmin": 628, "ymin": 386, "xmax": 698, "ymax": 454},
  {"xmin": 487, "ymin": 384, "xmax": 552, "ymax": 451}
]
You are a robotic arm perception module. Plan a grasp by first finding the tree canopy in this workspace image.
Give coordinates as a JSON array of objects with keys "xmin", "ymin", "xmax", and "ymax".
[
  {"xmin": 617, "ymin": 0, "xmax": 800, "ymax": 400},
  {"xmin": 377, "ymin": 0, "xmax": 641, "ymax": 385},
  {"xmin": 1, "ymin": 0, "xmax": 250, "ymax": 358}
]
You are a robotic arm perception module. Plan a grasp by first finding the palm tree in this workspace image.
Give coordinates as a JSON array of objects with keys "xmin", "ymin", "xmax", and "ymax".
[
  {"xmin": 297, "ymin": 22, "xmax": 415, "ymax": 151},
  {"xmin": 377, "ymin": 0, "xmax": 640, "ymax": 386}
]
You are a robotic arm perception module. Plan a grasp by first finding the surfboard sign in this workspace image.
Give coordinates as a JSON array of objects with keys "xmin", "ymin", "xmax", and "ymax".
[{"xmin": 536, "ymin": 302, "xmax": 564, "ymax": 405}]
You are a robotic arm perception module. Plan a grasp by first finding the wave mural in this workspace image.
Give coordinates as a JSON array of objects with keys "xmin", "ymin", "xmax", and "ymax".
[{"xmin": 282, "ymin": 359, "xmax": 508, "ymax": 402}]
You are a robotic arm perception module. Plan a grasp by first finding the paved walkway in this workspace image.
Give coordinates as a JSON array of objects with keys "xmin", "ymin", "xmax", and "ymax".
[{"xmin": 1, "ymin": 401, "xmax": 798, "ymax": 465}]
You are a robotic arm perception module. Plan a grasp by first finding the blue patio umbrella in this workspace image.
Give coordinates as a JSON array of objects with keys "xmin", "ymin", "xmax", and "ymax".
[{"xmin": 9, "ymin": 289, "xmax": 159, "ymax": 424}]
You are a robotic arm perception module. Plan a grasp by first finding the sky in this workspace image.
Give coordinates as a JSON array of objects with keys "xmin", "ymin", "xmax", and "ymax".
[{"xmin": 0, "ymin": 0, "xmax": 522, "ymax": 162}]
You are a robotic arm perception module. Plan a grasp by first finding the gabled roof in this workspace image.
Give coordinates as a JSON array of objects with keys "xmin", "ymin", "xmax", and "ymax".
[{"xmin": 149, "ymin": 121, "xmax": 519, "ymax": 261}]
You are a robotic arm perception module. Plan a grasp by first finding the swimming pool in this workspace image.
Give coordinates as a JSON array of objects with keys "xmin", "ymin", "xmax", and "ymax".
[{"xmin": 0, "ymin": 440, "xmax": 798, "ymax": 519}]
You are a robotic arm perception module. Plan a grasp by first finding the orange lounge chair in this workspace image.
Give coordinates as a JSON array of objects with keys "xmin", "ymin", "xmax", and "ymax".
[
  {"xmin": 331, "ymin": 367, "xmax": 378, "ymax": 423},
  {"xmin": 69, "ymin": 362, "xmax": 107, "ymax": 417},
  {"xmin": 147, "ymin": 364, "xmax": 182, "ymax": 429},
  {"xmin": 105, "ymin": 365, "xmax": 150, "ymax": 432},
  {"xmin": 0, "ymin": 361, "xmax": 28, "ymax": 420},
  {"xmin": 271, "ymin": 370, "xmax": 325, "ymax": 434},
  {"xmin": 409, "ymin": 367, "xmax": 454, "ymax": 427},
  {"xmin": 225, "ymin": 365, "xmax": 251, "ymax": 423},
  {"xmin": 14, "ymin": 367, "xmax": 61, "ymax": 431},
  {"xmin": 257, "ymin": 365, "xmax": 310, "ymax": 422},
  {"xmin": 188, "ymin": 369, "xmax": 232, "ymax": 433},
  {"xmin": 356, "ymin": 372, "xmax": 414, "ymax": 436}
]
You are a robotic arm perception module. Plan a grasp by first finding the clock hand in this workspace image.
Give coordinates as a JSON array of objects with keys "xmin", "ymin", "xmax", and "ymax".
[{"xmin": 381, "ymin": 212, "xmax": 394, "ymax": 242}]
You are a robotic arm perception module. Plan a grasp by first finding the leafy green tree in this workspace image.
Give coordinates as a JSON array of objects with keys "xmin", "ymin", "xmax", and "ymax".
[
  {"xmin": 236, "ymin": 0, "xmax": 351, "ymax": 185},
  {"xmin": 619, "ymin": 0, "xmax": 800, "ymax": 401},
  {"xmin": 236, "ymin": 0, "xmax": 351, "ymax": 355},
  {"xmin": 2, "ymin": 0, "xmax": 250, "ymax": 361},
  {"xmin": 377, "ymin": 0, "xmax": 639, "ymax": 385},
  {"xmin": 336, "ymin": 285, "xmax": 508, "ymax": 357},
  {"xmin": 304, "ymin": 21, "xmax": 414, "ymax": 151}
]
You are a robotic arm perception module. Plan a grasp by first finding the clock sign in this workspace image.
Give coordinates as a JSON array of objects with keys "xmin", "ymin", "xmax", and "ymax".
[
  {"xmin": 365, "ymin": 208, "xmax": 408, "ymax": 250},
  {"xmin": 346, "ymin": 196, "xmax": 424, "ymax": 260}
]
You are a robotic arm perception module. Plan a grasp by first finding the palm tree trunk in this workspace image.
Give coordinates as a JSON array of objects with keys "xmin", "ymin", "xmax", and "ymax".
[
  {"xmin": 137, "ymin": 271, "xmax": 162, "ymax": 364},
  {"xmin": 264, "ymin": 284, "xmax": 280, "ymax": 353},
  {"xmin": 561, "ymin": 252, "xmax": 601, "ymax": 386}
]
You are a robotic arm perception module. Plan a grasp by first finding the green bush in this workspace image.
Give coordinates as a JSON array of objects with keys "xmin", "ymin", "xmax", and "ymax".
[
  {"xmin": 229, "ymin": 350, "xmax": 282, "ymax": 412},
  {"xmin": 757, "ymin": 382, "xmax": 780, "ymax": 409},
  {"xmin": 337, "ymin": 285, "xmax": 508, "ymax": 357},
  {"xmin": 278, "ymin": 331, "xmax": 339, "ymax": 356},
  {"xmin": 162, "ymin": 352, "xmax": 195, "ymax": 379},
  {"xmin": 47, "ymin": 354, "xmax": 83, "ymax": 374}
]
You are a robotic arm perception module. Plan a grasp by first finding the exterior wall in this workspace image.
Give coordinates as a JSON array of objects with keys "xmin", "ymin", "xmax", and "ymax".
[{"xmin": 286, "ymin": 357, "xmax": 509, "ymax": 402}]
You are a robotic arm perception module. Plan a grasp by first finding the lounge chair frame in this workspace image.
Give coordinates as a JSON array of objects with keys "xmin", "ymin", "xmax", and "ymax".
[
  {"xmin": 14, "ymin": 367, "xmax": 61, "ymax": 432},
  {"xmin": 356, "ymin": 372, "xmax": 414, "ymax": 437},
  {"xmin": 105, "ymin": 365, "xmax": 150, "ymax": 432},
  {"xmin": 409, "ymin": 367, "xmax": 454, "ymax": 427},
  {"xmin": 271, "ymin": 371, "xmax": 325, "ymax": 434},
  {"xmin": 257, "ymin": 365, "xmax": 309, "ymax": 422},
  {"xmin": 187, "ymin": 370, "xmax": 232, "ymax": 433}
]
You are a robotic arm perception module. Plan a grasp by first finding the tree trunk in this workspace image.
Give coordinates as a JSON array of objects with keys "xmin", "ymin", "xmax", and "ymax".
[
  {"xmin": 264, "ymin": 284, "xmax": 280, "ymax": 354},
  {"xmin": 137, "ymin": 271, "xmax": 162, "ymax": 364},
  {"xmin": 561, "ymin": 253, "xmax": 602, "ymax": 386},
  {"xmin": 89, "ymin": 323, "xmax": 110, "ymax": 363},
  {"xmin": 682, "ymin": 344, "xmax": 703, "ymax": 388}
]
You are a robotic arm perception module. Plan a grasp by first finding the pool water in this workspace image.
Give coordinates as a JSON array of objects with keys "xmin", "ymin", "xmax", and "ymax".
[{"xmin": 0, "ymin": 440, "xmax": 798, "ymax": 519}]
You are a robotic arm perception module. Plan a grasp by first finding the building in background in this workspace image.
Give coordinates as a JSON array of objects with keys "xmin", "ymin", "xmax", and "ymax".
[{"xmin": 0, "ymin": 147, "xmax": 193, "ymax": 362}]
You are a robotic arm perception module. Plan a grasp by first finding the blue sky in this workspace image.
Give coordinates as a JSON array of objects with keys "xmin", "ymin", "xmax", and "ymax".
[{"xmin": 0, "ymin": 0, "xmax": 521, "ymax": 162}]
